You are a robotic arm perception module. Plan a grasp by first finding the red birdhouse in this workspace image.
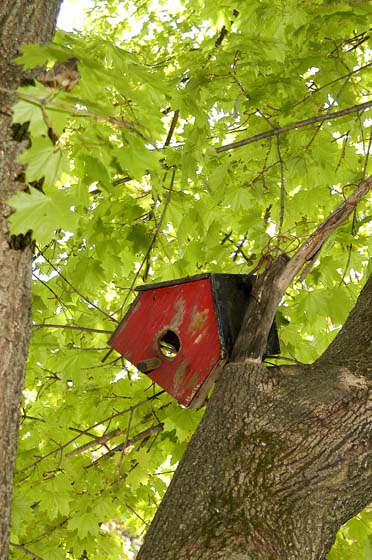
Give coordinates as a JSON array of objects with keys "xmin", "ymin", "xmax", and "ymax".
[{"xmin": 109, "ymin": 274, "xmax": 279, "ymax": 408}]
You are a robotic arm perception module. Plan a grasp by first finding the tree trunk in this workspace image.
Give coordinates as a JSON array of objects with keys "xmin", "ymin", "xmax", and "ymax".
[
  {"xmin": 138, "ymin": 273, "xmax": 372, "ymax": 560},
  {"xmin": 0, "ymin": 2, "xmax": 61, "ymax": 556}
]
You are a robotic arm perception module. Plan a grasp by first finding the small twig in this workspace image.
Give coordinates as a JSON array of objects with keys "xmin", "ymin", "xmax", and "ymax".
[
  {"xmin": 216, "ymin": 100, "xmax": 372, "ymax": 153},
  {"xmin": 338, "ymin": 126, "xmax": 372, "ymax": 286},
  {"xmin": 33, "ymin": 323, "xmax": 112, "ymax": 335},
  {"xmin": 112, "ymin": 175, "xmax": 132, "ymax": 186},
  {"xmin": 117, "ymin": 408, "xmax": 134, "ymax": 474},
  {"xmin": 40, "ymin": 102, "xmax": 59, "ymax": 144},
  {"xmin": 215, "ymin": 25, "xmax": 228, "ymax": 47},
  {"xmin": 110, "ymin": 109, "xmax": 178, "ymax": 188},
  {"xmin": 303, "ymin": 71, "xmax": 350, "ymax": 151},
  {"xmin": 232, "ymin": 234, "xmax": 248, "ymax": 262},
  {"xmin": 21, "ymin": 413, "xmax": 45, "ymax": 423},
  {"xmin": 16, "ymin": 391, "xmax": 165, "ymax": 474},
  {"xmin": 274, "ymin": 138, "xmax": 285, "ymax": 232},
  {"xmin": 36, "ymin": 249, "xmax": 117, "ymax": 323},
  {"xmin": 335, "ymin": 131, "xmax": 350, "ymax": 171},
  {"xmin": 284, "ymin": 177, "xmax": 372, "ymax": 278},
  {"xmin": 256, "ymin": 109, "xmax": 286, "ymax": 234},
  {"xmin": 81, "ymin": 357, "xmax": 123, "ymax": 370},
  {"xmin": 32, "ymin": 272, "xmax": 72, "ymax": 320},
  {"xmin": 0, "ymin": 86, "xmax": 144, "ymax": 135},
  {"xmin": 264, "ymin": 354, "xmax": 305, "ymax": 365},
  {"xmin": 329, "ymin": 28, "xmax": 371, "ymax": 55},
  {"xmin": 87, "ymin": 423, "xmax": 164, "ymax": 468},
  {"xmin": 221, "ymin": 230, "xmax": 233, "ymax": 245},
  {"xmin": 119, "ymin": 165, "xmax": 177, "ymax": 314},
  {"xmin": 68, "ymin": 427, "xmax": 99, "ymax": 438},
  {"xmin": 234, "ymin": 238, "xmax": 253, "ymax": 263},
  {"xmin": 260, "ymin": 138, "xmax": 274, "ymax": 192},
  {"xmin": 145, "ymin": 422, "xmax": 162, "ymax": 453},
  {"xmin": 66, "ymin": 427, "xmax": 123, "ymax": 457},
  {"xmin": 362, "ymin": 125, "xmax": 372, "ymax": 179},
  {"xmin": 303, "ymin": 70, "xmax": 353, "ymax": 151},
  {"xmin": 221, "ymin": 232, "xmax": 253, "ymax": 264},
  {"xmin": 9, "ymin": 543, "xmax": 45, "ymax": 560},
  {"xmin": 293, "ymin": 61, "xmax": 372, "ymax": 110},
  {"xmin": 22, "ymin": 518, "xmax": 69, "ymax": 546},
  {"xmin": 163, "ymin": 109, "xmax": 179, "ymax": 147},
  {"xmin": 338, "ymin": 243, "xmax": 354, "ymax": 287},
  {"xmin": 230, "ymin": 74, "xmax": 250, "ymax": 101},
  {"xmin": 126, "ymin": 502, "xmax": 150, "ymax": 527}
]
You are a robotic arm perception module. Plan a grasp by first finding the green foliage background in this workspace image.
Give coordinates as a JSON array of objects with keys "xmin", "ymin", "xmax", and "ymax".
[{"xmin": 8, "ymin": 0, "xmax": 372, "ymax": 558}]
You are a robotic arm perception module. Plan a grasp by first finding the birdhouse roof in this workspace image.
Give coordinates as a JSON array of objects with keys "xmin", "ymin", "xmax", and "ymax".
[{"xmin": 135, "ymin": 273, "xmax": 211, "ymax": 291}]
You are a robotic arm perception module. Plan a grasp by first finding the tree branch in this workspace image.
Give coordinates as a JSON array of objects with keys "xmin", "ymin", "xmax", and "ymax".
[
  {"xmin": 216, "ymin": 100, "xmax": 372, "ymax": 153},
  {"xmin": 163, "ymin": 109, "xmax": 179, "ymax": 147},
  {"xmin": 87, "ymin": 424, "xmax": 164, "ymax": 468},
  {"xmin": 317, "ymin": 272, "xmax": 372, "ymax": 373},
  {"xmin": 16, "ymin": 392, "xmax": 164, "ymax": 475},
  {"xmin": 232, "ymin": 176, "xmax": 372, "ymax": 361},
  {"xmin": 33, "ymin": 323, "xmax": 113, "ymax": 335},
  {"xmin": 9, "ymin": 543, "xmax": 44, "ymax": 560},
  {"xmin": 32, "ymin": 272, "xmax": 72, "ymax": 320},
  {"xmin": 0, "ymin": 86, "xmax": 144, "ymax": 136},
  {"xmin": 119, "ymin": 165, "xmax": 177, "ymax": 314},
  {"xmin": 65, "ymin": 427, "xmax": 122, "ymax": 457},
  {"xmin": 36, "ymin": 249, "xmax": 118, "ymax": 324},
  {"xmin": 256, "ymin": 109, "xmax": 286, "ymax": 233}
]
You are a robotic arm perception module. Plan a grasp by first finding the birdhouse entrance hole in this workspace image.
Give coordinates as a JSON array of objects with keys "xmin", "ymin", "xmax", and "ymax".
[{"xmin": 159, "ymin": 330, "xmax": 180, "ymax": 359}]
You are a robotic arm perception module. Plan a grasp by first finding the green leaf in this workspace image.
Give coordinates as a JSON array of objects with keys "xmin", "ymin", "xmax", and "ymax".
[
  {"xmin": 15, "ymin": 42, "xmax": 73, "ymax": 69},
  {"xmin": 18, "ymin": 137, "xmax": 69, "ymax": 187},
  {"xmin": 113, "ymin": 137, "xmax": 160, "ymax": 181},
  {"xmin": 67, "ymin": 512, "xmax": 100, "ymax": 539},
  {"xmin": 13, "ymin": 84, "xmax": 70, "ymax": 136},
  {"xmin": 78, "ymin": 154, "xmax": 112, "ymax": 191},
  {"xmin": 8, "ymin": 186, "xmax": 79, "ymax": 245},
  {"xmin": 11, "ymin": 491, "xmax": 34, "ymax": 535}
]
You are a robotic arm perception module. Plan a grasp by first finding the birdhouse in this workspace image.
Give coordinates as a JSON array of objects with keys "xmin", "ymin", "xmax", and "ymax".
[{"xmin": 109, "ymin": 274, "xmax": 279, "ymax": 409}]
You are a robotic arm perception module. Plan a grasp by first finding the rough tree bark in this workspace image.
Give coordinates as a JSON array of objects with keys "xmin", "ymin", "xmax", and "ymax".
[
  {"xmin": 0, "ymin": 2, "xmax": 61, "ymax": 557},
  {"xmin": 138, "ymin": 182, "xmax": 372, "ymax": 559}
]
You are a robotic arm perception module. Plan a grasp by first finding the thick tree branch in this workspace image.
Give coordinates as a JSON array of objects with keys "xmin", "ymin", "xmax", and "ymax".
[
  {"xmin": 139, "ymin": 276, "xmax": 372, "ymax": 559},
  {"xmin": 232, "ymin": 176, "xmax": 372, "ymax": 361},
  {"xmin": 317, "ymin": 272, "xmax": 372, "ymax": 374}
]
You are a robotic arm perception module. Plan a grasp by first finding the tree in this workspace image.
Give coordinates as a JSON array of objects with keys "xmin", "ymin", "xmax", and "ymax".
[
  {"xmin": 5, "ymin": 1, "xmax": 372, "ymax": 559},
  {"xmin": 0, "ymin": 1, "xmax": 62, "ymax": 558}
]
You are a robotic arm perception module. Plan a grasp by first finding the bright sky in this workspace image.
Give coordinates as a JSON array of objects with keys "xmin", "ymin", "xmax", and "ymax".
[{"xmin": 57, "ymin": 0, "xmax": 93, "ymax": 31}]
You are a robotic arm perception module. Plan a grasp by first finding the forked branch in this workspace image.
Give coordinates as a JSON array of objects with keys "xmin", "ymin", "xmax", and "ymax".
[{"xmin": 232, "ymin": 176, "xmax": 372, "ymax": 361}]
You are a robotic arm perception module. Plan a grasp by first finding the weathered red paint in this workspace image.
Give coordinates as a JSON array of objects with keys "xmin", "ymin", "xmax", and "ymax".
[{"xmin": 109, "ymin": 278, "xmax": 223, "ymax": 407}]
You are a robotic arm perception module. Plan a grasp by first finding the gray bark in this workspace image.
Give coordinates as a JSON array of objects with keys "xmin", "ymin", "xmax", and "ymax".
[
  {"xmin": 138, "ymin": 273, "xmax": 372, "ymax": 559},
  {"xmin": 0, "ymin": 2, "xmax": 61, "ymax": 557}
]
